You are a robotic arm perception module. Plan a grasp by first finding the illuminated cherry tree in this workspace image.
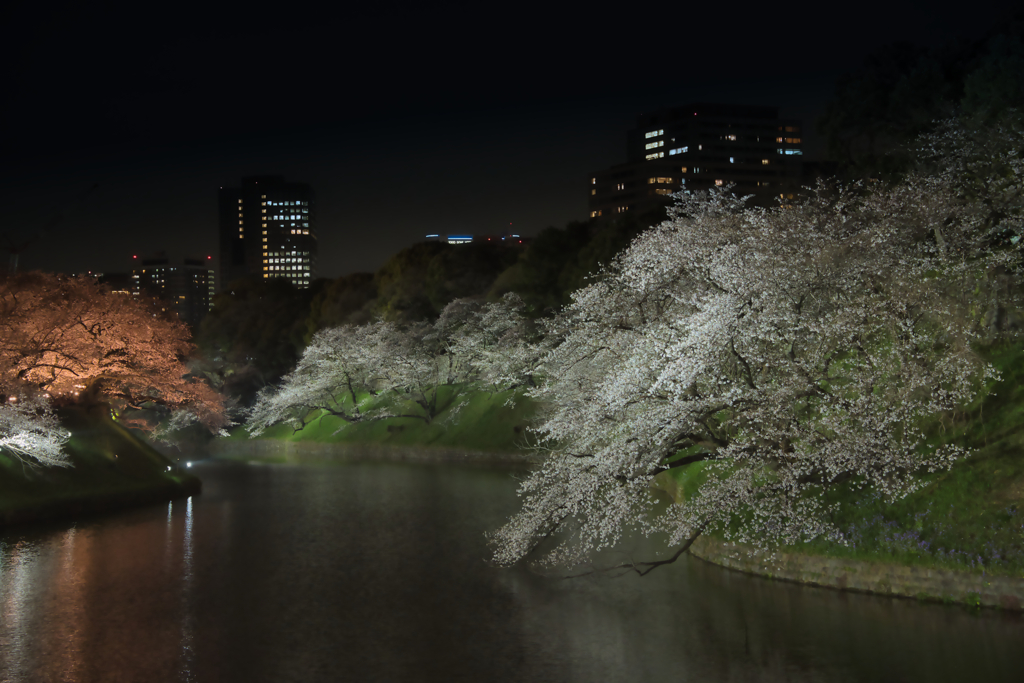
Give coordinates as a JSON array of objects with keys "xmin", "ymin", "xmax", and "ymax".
[
  {"xmin": 246, "ymin": 295, "xmax": 543, "ymax": 435},
  {"xmin": 0, "ymin": 396, "xmax": 70, "ymax": 468},
  {"xmin": 246, "ymin": 319, "xmax": 419, "ymax": 435},
  {"xmin": 0, "ymin": 272, "xmax": 227, "ymax": 436},
  {"xmin": 489, "ymin": 167, "xmax": 1019, "ymax": 570},
  {"xmin": 447, "ymin": 293, "xmax": 548, "ymax": 391}
]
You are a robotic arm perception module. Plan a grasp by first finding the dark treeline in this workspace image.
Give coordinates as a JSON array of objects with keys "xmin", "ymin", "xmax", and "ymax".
[
  {"xmin": 819, "ymin": 15, "xmax": 1024, "ymax": 179},
  {"xmin": 195, "ymin": 212, "xmax": 658, "ymax": 405}
]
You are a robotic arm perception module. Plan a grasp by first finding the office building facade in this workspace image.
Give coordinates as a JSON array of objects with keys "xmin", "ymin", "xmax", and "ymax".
[
  {"xmin": 218, "ymin": 176, "xmax": 317, "ymax": 290},
  {"xmin": 131, "ymin": 254, "xmax": 216, "ymax": 327},
  {"xmin": 589, "ymin": 104, "xmax": 803, "ymax": 219}
]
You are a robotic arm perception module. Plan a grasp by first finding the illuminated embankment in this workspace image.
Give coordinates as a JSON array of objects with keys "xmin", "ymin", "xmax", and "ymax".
[{"xmin": 0, "ymin": 405, "xmax": 200, "ymax": 527}]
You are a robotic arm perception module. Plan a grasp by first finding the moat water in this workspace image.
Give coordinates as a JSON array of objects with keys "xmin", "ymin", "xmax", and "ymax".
[{"xmin": 1, "ymin": 459, "xmax": 1022, "ymax": 682}]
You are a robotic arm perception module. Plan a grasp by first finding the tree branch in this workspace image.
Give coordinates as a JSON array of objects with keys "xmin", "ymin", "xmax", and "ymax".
[{"xmin": 566, "ymin": 525, "xmax": 707, "ymax": 578}]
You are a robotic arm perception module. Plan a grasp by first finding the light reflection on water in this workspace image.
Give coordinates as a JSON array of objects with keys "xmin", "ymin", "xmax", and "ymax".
[{"xmin": 0, "ymin": 459, "xmax": 1021, "ymax": 683}]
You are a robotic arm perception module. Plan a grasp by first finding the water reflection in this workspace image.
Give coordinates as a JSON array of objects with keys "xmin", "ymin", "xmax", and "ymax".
[{"xmin": 0, "ymin": 460, "xmax": 1021, "ymax": 683}]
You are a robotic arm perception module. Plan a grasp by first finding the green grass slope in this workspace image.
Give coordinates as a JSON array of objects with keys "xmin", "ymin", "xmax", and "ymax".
[
  {"xmin": 0, "ymin": 404, "xmax": 201, "ymax": 526},
  {"xmin": 225, "ymin": 386, "xmax": 538, "ymax": 454}
]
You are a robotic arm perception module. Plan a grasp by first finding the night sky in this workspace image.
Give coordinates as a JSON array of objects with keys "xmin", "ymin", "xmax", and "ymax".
[{"xmin": 2, "ymin": 1, "xmax": 1018, "ymax": 279}]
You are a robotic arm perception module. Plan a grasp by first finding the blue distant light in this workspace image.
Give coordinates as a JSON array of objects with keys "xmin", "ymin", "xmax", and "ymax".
[{"xmin": 426, "ymin": 234, "xmax": 440, "ymax": 238}]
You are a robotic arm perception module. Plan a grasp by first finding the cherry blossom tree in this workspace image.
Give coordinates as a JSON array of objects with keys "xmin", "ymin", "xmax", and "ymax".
[
  {"xmin": 245, "ymin": 319, "xmax": 420, "ymax": 435},
  {"xmin": 488, "ymin": 168, "xmax": 1018, "ymax": 571},
  {"xmin": 245, "ymin": 294, "xmax": 543, "ymax": 435},
  {"xmin": 447, "ymin": 294, "xmax": 549, "ymax": 391},
  {"xmin": 0, "ymin": 396, "xmax": 70, "ymax": 468},
  {"xmin": 0, "ymin": 272, "xmax": 227, "ymax": 436}
]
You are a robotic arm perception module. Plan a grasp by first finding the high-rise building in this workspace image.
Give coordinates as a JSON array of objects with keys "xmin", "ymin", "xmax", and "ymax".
[
  {"xmin": 589, "ymin": 104, "xmax": 803, "ymax": 219},
  {"xmin": 218, "ymin": 176, "xmax": 317, "ymax": 290},
  {"xmin": 131, "ymin": 254, "xmax": 216, "ymax": 327}
]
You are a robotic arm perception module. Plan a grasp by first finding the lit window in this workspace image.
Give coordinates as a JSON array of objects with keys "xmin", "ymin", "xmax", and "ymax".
[
  {"xmin": 681, "ymin": 167, "xmax": 688, "ymax": 173},
  {"xmin": 645, "ymin": 152, "xmax": 664, "ymax": 160},
  {"xmin": 715, "ymin": 179, "xmax": 724, "ymax": 186},
  {"xmin": 591, "ymin": 177, "xmax": 596, "ymax": 184},
  {"xmin": 776, "ymin": 137, "xmax": 783, "ymax": 143},
  {"xmin": 591, "ymin": 189, "xmax": 596, "ymax": 195},
  {"xmin": 762, "ymin": 159, "xmax": 769, "ymax": 165},
  {"xmin": 785, "ymin": 137, "xmax": 801, "ymax": 144},
  {"xmin": 725, "ymin": 134, "xmax": 737, "ymax": 141},
  {"xmin": 729, "ymin": 157, "xmax": 734, "ymax": 163},
  {"xmin": 648, "ymin": 177, "xmax": 655, "ymax": 184},
  {"xmin": 784, "ymin": 149, "xmax": 803, "ymax": 156},
  {"xmin": 655, "ymin": 188, "xmax": 672, "ymax": 195},
  {"xmin": 644, "ymin": 129, "xmax": 664, "ymax": 139},
  {"xmin": 644, "ymin": 140, "xmax": 664, "ymax": 150}
]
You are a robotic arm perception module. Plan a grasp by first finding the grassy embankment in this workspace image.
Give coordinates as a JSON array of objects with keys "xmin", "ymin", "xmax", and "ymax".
[
  {"xmin": 0, "ymin": 404, "xmax": 200, "ymax": 526},
  {"xmin": 219, "ymin": 385, "xmax": 539, "ymax": 458},
  {"xmin": 660, "ymin": 341, "xmax": 1024, "ymax": 578}
]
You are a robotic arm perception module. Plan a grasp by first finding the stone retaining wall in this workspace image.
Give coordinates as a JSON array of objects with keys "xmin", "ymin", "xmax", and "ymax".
[{"xmin": 690, "ymin": 536, "xmax": 1024, "ymax": 611}]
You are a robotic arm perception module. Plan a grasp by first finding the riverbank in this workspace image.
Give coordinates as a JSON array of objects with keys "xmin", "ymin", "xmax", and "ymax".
[
  {"xmin": 0, "ymin": 405, "xmax": 200, "ymax": 527},
  {"xmin": 688, "ymin": 536, "xmax": 1024, "ymax": 612},
  {"xmin": 218, "ymin": 386, "xmax": 539, "ymax": 456}
]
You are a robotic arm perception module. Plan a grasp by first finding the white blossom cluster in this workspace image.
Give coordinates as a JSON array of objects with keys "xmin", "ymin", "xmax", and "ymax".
[
  {"xmin": 489, "ymin": 162, "xmax": 1020, "ymax": 569},
  {"xmin": 0, "ymin": 396, "xmax": 70, "ymax": 468},
  {"xmin": 245, "ymin": 294, "xmax": 544, "ymax": 435}
]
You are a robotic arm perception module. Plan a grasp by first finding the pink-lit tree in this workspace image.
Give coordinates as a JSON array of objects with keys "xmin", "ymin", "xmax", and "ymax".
[{"xmin": 0, "ymin": 272, "xmax": 227, "ymax": 437}]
